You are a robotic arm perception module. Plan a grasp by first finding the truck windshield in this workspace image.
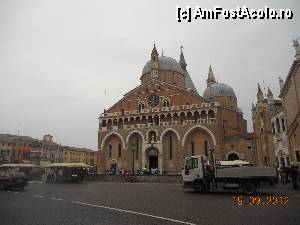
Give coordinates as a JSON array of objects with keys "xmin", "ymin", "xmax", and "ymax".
[{"xmin": 185, "ymin": 158, "xmax": 198, "ymax": 170}]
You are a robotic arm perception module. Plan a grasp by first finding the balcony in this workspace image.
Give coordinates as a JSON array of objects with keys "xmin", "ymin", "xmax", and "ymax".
[
  {"xmin": 161, "ymin": 107, "xmax": 170, "ymax": 112},
  {"xmin": 197, "ymin": 119, "xmax": 206, "ymax": 124},
  {"xmin": 160, "ymin": 121, "xmax": 172, "ymax": 127},
  {"xmin": 136, "ymin": 124, "xmax": 146, "ymax": 129},
  {"xmin": 172, "ymin": 121, "xmax": 180, "ymax": 126},
  {"xmin": 208, "ymin": 118, "xmax": 216, "ymax": 123},
  {"xmin": 183, "ymin": 120, "xmax": 195, "ymax": 126},
  {"xmin": 124, "ymin": 125, "xmax": 135, "ymax": 130}
]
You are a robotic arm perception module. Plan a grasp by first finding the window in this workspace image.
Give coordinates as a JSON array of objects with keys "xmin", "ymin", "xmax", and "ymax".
[
  {"xmin": 276, "ymin": 118, "xmax": 280, "ymax": 133},
  {"xmin": 136, "ymin": 139, "xmax": 139, "ymax": 160},
  {"xmin": 272, "ymin": 122, "xmax": 275, "ymax": 135},
  {"xmin": 118, "ymin": 143, "xmax": 121, "ymax": 157},
  {"xmin": 191, "ymin": 141, "xmax": 195, "ymax": 156},
  {"xmin": 204, "ymin": 140, "xmax": 208, "ymax": 156},
  {"xmin": 281, "ymin": 118, "xmax": 285, "ymax": 132},
  {"xmin": 296, "ymin": 150, "xmax": 300, "ymax": 162},
  {"xmin": 138, "ymin": 102, "xmax": 145, "ymax": 112},
  {"xmin": 169, "ymin": 135, "xmax": 173, "ymax": 159},
  {"xmin": 108, "ymin": 144, "xmax": 112, "ymax": 158},
  {"xmin": 286, "ymin": 157, "xmax": 290, "ymax": 166},
  {"xmin": 163, "ymin": 99, "xmax": 170, "ymax": 108}
]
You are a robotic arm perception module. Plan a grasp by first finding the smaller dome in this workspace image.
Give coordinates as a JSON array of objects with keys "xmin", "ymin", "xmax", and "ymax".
[
  {"xmin": 203, "ymin": 83, "xmax": 236, "ymax": 99},
  {"xmin": 142, "ymin": 56, "xmax": 184, "ymax": 75}
]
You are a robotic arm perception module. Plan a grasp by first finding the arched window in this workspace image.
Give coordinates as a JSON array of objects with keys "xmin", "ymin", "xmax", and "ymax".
[
  {"xmin": 169, "ymin": 135, "xmax": 173, "ymax": 159},
  {"xmin": 135, "ymin": 138, "xmax": 139, "ymax": 160},
  {"xmin": 204, "ymin": 140, "xmax": 208, "ymax": 156},
  {"xmin": 276, "ymin": 118, "xmax": 280, "ymax": 133},
  {"xmin": 154, "ymin": 115, "xmax": 159, "ymax": 126},
  {"xmin": 138, "ymin": 102, "xmax": 145, "ymax": 112},
  {"xmin": 260, "ymin": 128, "xmax": 264, "ymax": 134},
  {"xmin": 118, "ymin": 143, "xmax": 121, "ymax": 157},
  {"xmin": 108, "ymin": 144, "xmax": 112, "ymax": 158},
  {"xmin": 281, "ymin": 118, "xmax": 285, "ymax": 132},
  {"xmin": 208, "ymin": 109, "xmax": 215, "ymax": 119},
  {"xmin": 272, "ymin": 122, "xmax": 275, "ymax": 135},
  {"xmin": 163, "ymin": 99, "xmax": 170, "ymax": 108},
  {"xmin": 191, "ymin": 141, "xmax": 195, "ymax": 156},
  {"xmin": 263, "ymin": 156, "xmax": 268, "ymax": 166}
]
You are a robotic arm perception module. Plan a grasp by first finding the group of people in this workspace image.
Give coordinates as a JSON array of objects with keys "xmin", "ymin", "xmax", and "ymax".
[
  {"xmin": 276, "ymin": 165, "xmax": 299, "ymax": 190},
  {"xmin": 46, "ymin": 168, "xmax": 87, "ymax": 183},
  {"xmin": 105, "ymin": 166, "xmax": 160, "ymax": 175}
]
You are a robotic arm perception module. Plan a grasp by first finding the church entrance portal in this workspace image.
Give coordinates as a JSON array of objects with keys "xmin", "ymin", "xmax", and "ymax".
[
  {"xmin": 147, "ymin": 148, "xmax": 159, "ymax": 170},
  {"xmin": 149, "ymin": 155, "xmax": 158, "ymax": 170}
]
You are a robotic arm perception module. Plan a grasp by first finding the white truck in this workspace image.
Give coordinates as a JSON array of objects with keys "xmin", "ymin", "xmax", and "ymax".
[{"xmin": 182, "ymin": 153, "xmax": 276, "ymax": 195}]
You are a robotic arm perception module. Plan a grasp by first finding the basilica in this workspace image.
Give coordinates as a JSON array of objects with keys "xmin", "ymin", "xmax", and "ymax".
[{"xmin": 97, "ymin": 45, "xmax": 255, "ymax": 173}]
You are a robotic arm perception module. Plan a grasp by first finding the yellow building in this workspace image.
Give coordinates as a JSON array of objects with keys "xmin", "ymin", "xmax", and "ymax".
[{"xmin": 63, "ymin": 146, "xmax": 97, "ymax": 167}]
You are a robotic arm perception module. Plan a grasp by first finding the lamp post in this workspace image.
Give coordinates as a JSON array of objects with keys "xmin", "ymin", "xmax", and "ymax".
[{"xmin": 132, "ymin": 142, "xmax": 135, "ymax": 174}]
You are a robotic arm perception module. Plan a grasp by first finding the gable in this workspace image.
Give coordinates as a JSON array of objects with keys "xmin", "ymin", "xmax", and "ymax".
[{"xmin": 105, "ymin": 79, "xmax": 205, "ymax": 113}]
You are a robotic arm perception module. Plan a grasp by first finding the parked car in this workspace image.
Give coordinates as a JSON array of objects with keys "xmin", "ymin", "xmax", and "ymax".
[{"xmin": 0, "ymin": 171, "xmax": 28, "ymax": 190}]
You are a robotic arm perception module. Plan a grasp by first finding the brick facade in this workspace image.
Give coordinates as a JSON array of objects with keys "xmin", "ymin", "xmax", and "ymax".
[{"xmin": 97, "ymin": 45, "xmax": 255, "ymax": 173}]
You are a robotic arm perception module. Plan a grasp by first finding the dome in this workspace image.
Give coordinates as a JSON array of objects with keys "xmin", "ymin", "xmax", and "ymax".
[
  {"xmin": 142, "ymin": 56, "xmax": 185, "ymax": 75},
  {"xmin": 203, "ymin": 83, "xmax": 236, "ymax": 99}
]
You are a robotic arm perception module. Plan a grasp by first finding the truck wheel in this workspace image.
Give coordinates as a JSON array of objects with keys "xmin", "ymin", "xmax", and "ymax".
[
  {"xmin": 242, "ymin": 182, "xmax": 257, "ymax": 195},
  {"xmin": 193, "ymin": 181, "xmax": 206, "ymax": 193}
]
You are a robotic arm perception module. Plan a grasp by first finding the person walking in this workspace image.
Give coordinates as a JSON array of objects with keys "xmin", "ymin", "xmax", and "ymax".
[
  {"xmin": 290, "ymin": 165, "xmax": 299, "ymax": 190},
  {"xmin": 280, "ymin": 167, "xmax": 288, "ymax": 185}
]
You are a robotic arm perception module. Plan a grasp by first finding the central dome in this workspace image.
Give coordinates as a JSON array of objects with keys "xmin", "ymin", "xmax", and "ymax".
[
  {"xmin": 142, "ymin": 56, "xmax": 185, "ymax": 75},
  {"xmin": 203, "ymin": 83, "xmax": 236, "ymax": 99}
]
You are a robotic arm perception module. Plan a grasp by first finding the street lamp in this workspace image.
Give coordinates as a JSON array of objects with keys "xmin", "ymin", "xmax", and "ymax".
[{"xmin": 131, "ymin": 142, "xmax": 135, "ymax": 174}]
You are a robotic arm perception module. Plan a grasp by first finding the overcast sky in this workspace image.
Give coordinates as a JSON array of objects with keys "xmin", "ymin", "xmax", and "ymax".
[{"xmin": 0, "ymin": 0, "xmax": 299, "ymax": 150}]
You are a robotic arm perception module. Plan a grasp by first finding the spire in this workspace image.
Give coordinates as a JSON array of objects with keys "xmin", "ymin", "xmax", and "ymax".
[
  {"xmin": 151, "ymin": 43, "xmax": 158, "ymax": 59},
  {"xmin": 179, "ymin": 46, "xmax": 187, "ymax": 71},
  {"xmin": 150, "ymin": 43, "xmax": 159, "ymax": 79},
  {"xmin": 267, "ymin": 87, "xmax": 273, "ymax": 97},
  {"xmin": 206, "ymin": 65, "xmax": 216, "ymax": 87},
  {"xmin": 267, "ymin": 87, "xmax": 274, "ymax": 104},
  {"xmin": 257, "ymin": 83, "xmax": 264, "ymax": 102},
  {"xmin": 251, "ymin": 102, "xmax": 256, "ymax": 112}
]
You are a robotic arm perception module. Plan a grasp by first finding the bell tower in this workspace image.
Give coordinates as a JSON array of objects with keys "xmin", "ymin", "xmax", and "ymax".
[
  {"xmin": 151, "ymin": 43, "xmax": 159, "ymax": 79},
  {"xmin": 206, "ymin": 65, "xmax": 216, "ymax": 87}
]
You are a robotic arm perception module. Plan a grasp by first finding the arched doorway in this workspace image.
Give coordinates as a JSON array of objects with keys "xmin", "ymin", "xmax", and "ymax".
[
  {"xmin": 146, "ymin": 147, "xmax": 159, "ymax": 170},
  {"xmin": 227, "ymin": 152, "xmax": 239, "ymax": 161}
]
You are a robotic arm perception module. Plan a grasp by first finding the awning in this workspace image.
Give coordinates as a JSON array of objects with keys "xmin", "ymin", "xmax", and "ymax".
[
  {"xmin": 44, "ymin": 163, "xmax": 93, "ymax": 168},
  {"xmin": 0, "ymin": 163, "xmax": 38, "ymax": 168},
  {"xmin": 218, "ymin": 160, "xmax": 250, "ymax": 166}
]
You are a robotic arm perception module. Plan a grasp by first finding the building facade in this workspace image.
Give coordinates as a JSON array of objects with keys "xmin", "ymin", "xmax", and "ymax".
[
  {"xmin": 252, "ymin": 85, "xmax": 284, "ymax": 166},
  {"xmin": 279, "ymin": 39, "xmax": 300, "ymax": 162},
  {"xmin": 97, "ymin": 45, "xmax": 255, "ymax": 173},
  {"xmin": 30, "ymin": 135, "xmax": 63, "ymax": 165},
  {"xmin": 271, "ymin": 110, "xmax": 289, "ymax": 168},
  {"xmin": 0, "ymin": 134, "xmax": 32, "ymax": 164},
  {"xmin": 63, "ymin": 146, "xmax": 97, "ymax": 167}
]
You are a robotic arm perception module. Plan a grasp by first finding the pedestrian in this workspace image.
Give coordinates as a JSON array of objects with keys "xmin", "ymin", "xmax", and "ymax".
[
  {"xmin": 290, "ymin": 165, "xmax": 299, "ymax": 190},
  {"xmin": 275, "ymin": 167, "xmax": 279, "ymax": 184},
  {"xmin": 280, "ymin": 167, "xmax": 288, "ymax": 185}
]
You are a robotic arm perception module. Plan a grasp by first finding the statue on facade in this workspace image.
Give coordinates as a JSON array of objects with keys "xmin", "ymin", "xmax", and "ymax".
[{"xmin": 293, "ymin": 38, "xmax": 300, "ymax": 59}]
